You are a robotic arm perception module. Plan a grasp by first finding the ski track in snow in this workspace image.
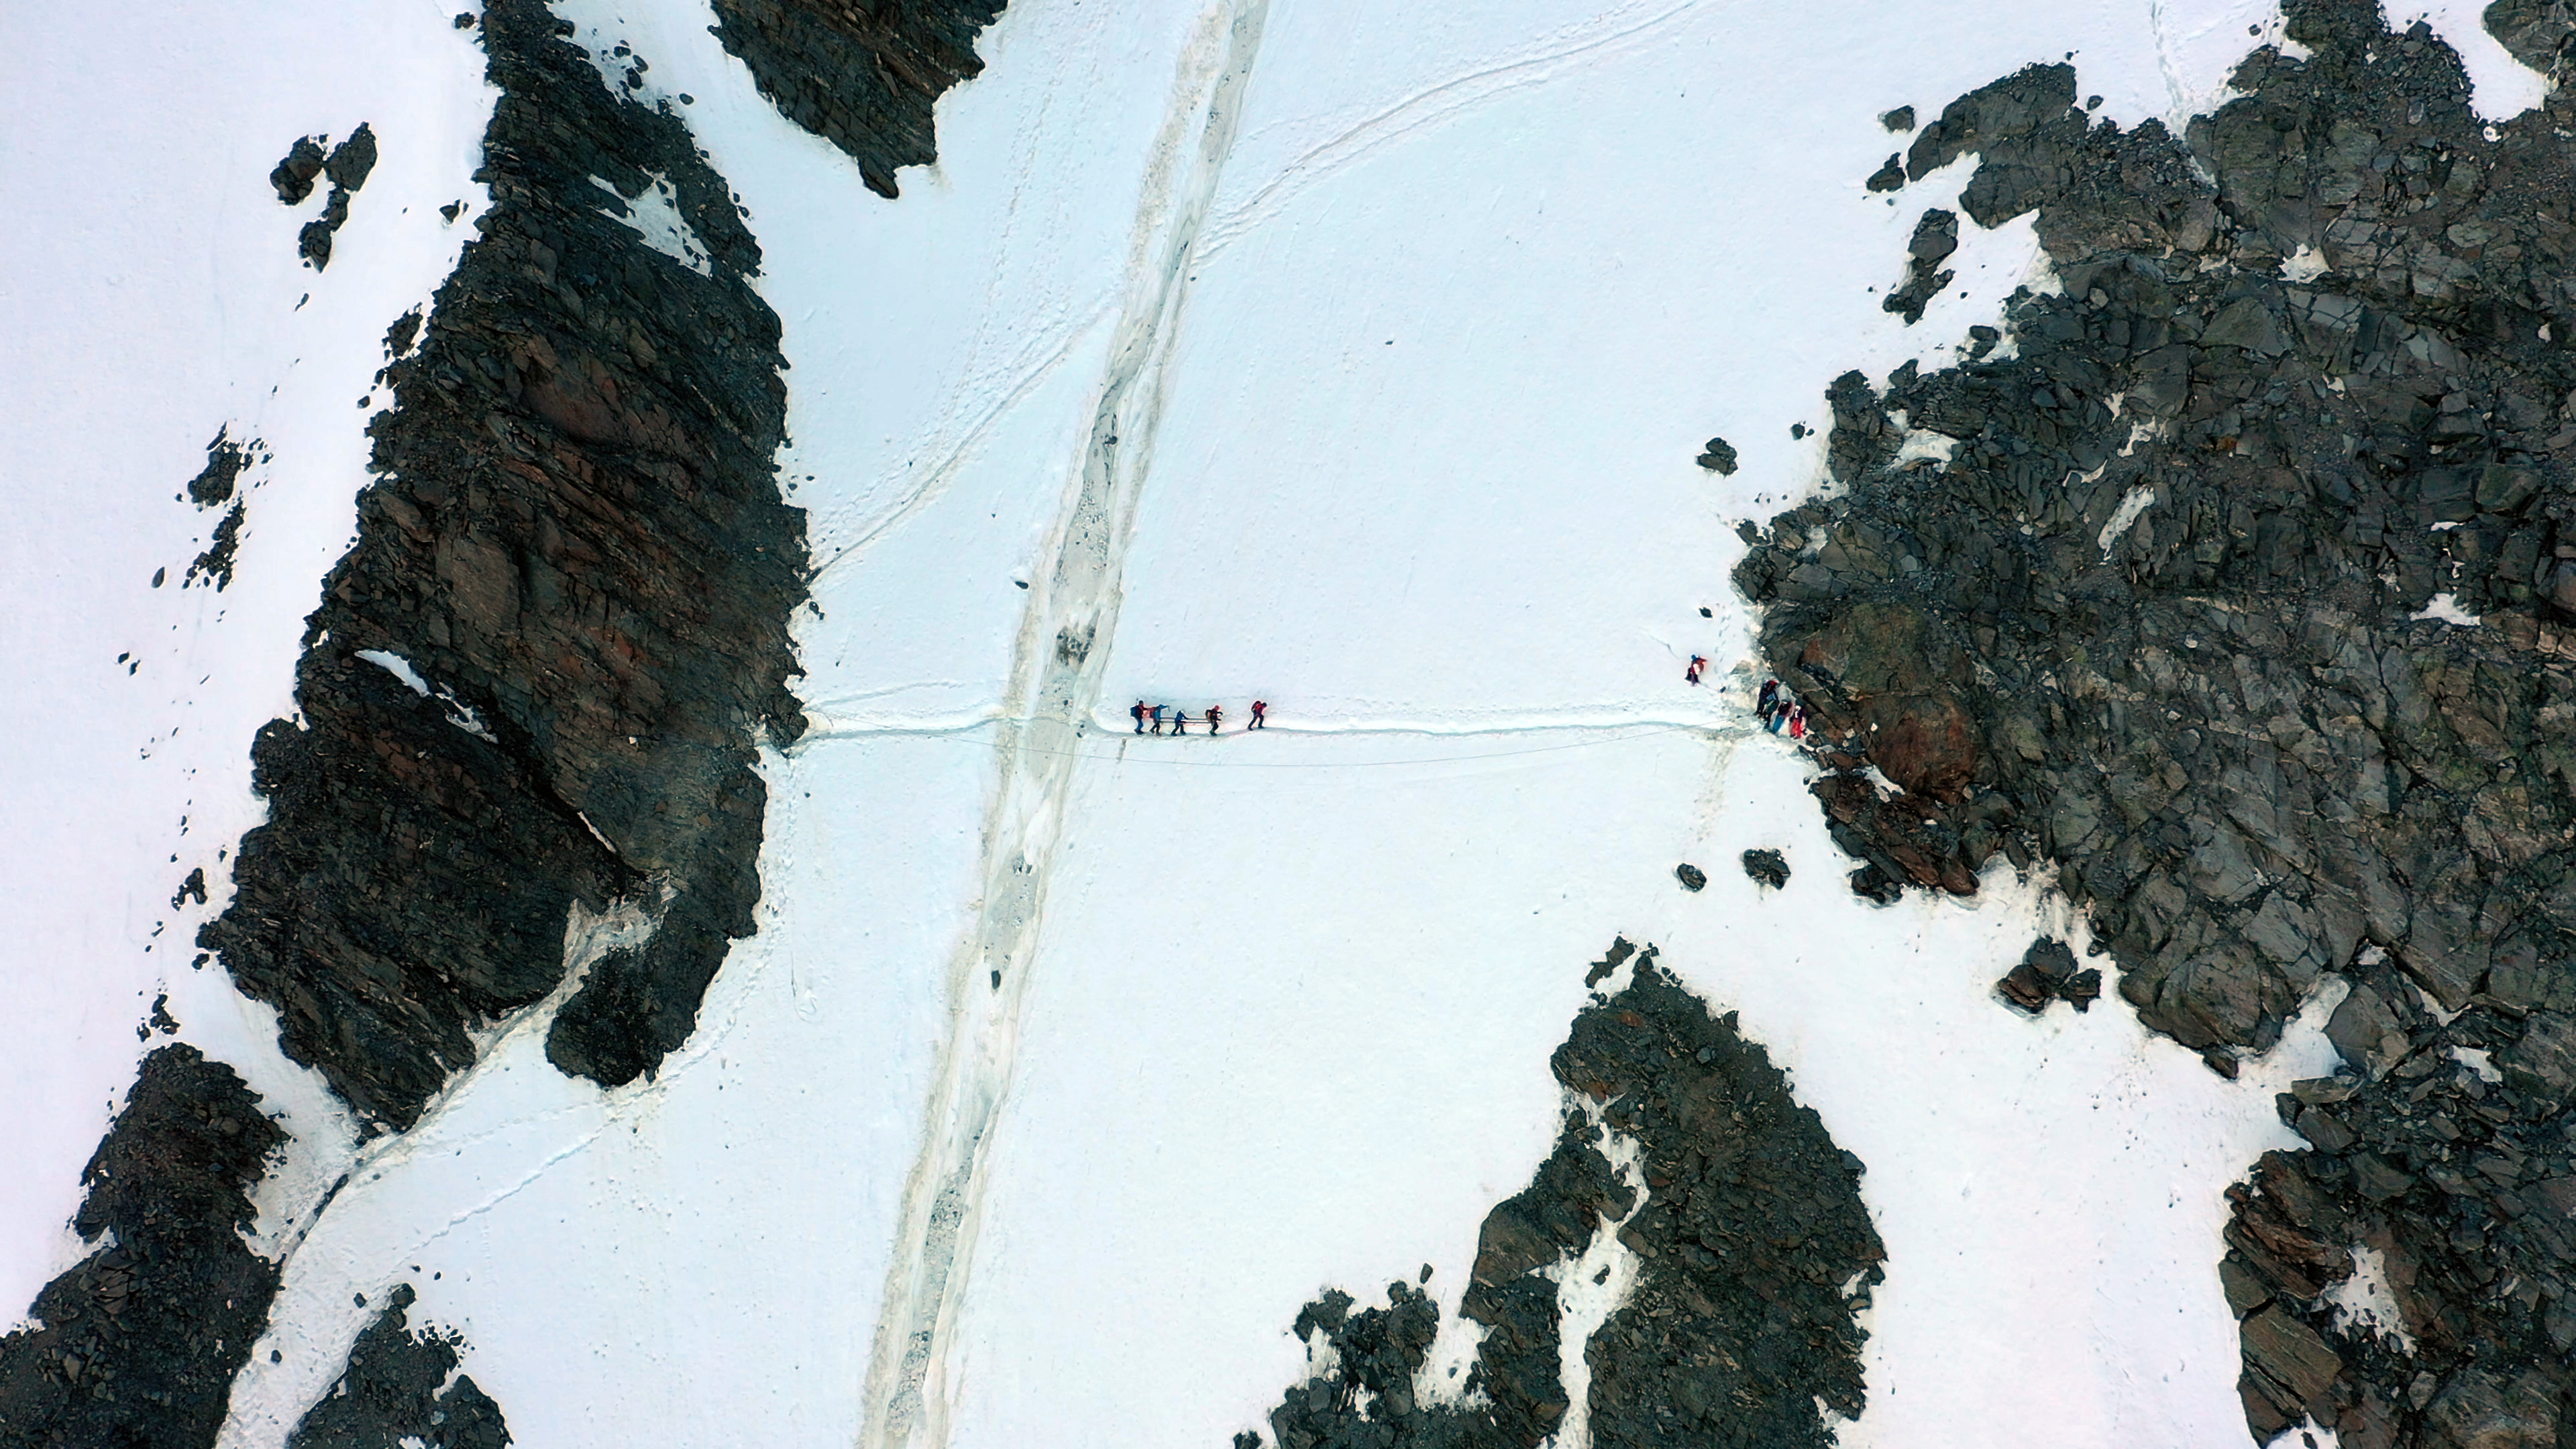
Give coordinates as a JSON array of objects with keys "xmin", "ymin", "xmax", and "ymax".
[
  {"xmin": 1194, "ymin": 0, "xmax": 1702, "ymax": 262},
  {"xmin": 856, "ymin": 5, "xmax": 1274, "ymax": 1444},
  {"xmin": 216, "ymin": 894, "xmax": 662, "ymax": 1444},
  {"xmin": 805, "ymin": 308, "xmax": 1113, "ymax": 583}
]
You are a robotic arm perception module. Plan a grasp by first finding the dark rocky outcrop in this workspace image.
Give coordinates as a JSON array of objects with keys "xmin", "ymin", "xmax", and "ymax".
[
  {"xmin": 272, "ymin": 137, "xmax": 328, "ymax": 205},
  {"xmin": 1883, "ymin": 207, "xmax": 1956, "ymax": 323},
  {"xmin": 185, "ymin": 502, "xmax": 246, "ymax": 591},
  {"xmin": 1741, "ymin": 848, "xmax": 1790, "ymax": 889},
  {"xmin": 0, "ymin": 1045, "xmax": 286, "ymax": 1449},
  {"xmin": 186, "ymin": 427, "xmax": 253, "ymax": 507},
  {"xmin": 287, "ymin": 1284, "xmax": 511, "ymax": 1449},
  {"xmin": 1696, "ymin": 435, "xmax": 1739, "ymax": 474},
  {"xmin": 2483, "ymin": 0, "xmax": 2576, "ymax": 74},
  {"xmin": 2220, "ymin": 956, "xmax": 2576, "ymax": 1446},
  {"xmin": 324, "ymin": 126, "xmax": 378, "ymax": 195},
  {"xmin": 706, "ymin": 0, "xmax": 1006, "ymax": 197},
  {"xmin": 1245, "ymin": 951, "xmax": 1880, "ymax": 1449},
  {"xmin": 199, "ymin": 0, "xmax": 808, "ymax": 1129},
  {"xmin": 1997, "ymin": 934, "xmax": 2101, "ymax": 1014},
  {"xmin": 1737, "ymin": 0, "xmax": 2576, "ymax": 1059},
  {"xmin": 282, "ymin": 123, "xmax": 380, "ymax": 271},
  {"xmin": 1731, "ymin": 1, "xmax": 2576, "ymax": 1440},
  {"xmin": 1674, "ymin": 861, "xmax": 1707, "ymax": 892},
  {"xmin": 184, "ymin": 429, "xmax": 258, "ymax": 590}
]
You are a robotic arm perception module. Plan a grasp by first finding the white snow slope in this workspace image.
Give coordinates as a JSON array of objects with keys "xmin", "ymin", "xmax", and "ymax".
[{"xmin": 0, "ymin": 0, "xmax": 2551, "ymax": 1446}]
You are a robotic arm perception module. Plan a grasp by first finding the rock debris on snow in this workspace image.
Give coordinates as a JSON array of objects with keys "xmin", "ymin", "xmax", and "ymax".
[{"xmin": 1739, "ymin": 849, "xmax": 1790, "ymax": 890}]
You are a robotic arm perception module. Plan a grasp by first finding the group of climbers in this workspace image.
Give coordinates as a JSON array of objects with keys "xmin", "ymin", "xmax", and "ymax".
[
  {"xmin": 1130, "ymin": 699, "xmax": 1267, "ymax": 735},
  {"xmin": 1755, "ymin": 676, "xmax": 1808, "ymax": 741},
  {"xmin": 1691, "ymin": 653, "xmax": 1810, "ymax": 743}
]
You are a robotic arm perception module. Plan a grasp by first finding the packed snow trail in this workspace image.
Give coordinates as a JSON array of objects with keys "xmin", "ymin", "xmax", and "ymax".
[{"xmin": 855, "ymin": 5, "xmax": 1272, "ymax": 1445}]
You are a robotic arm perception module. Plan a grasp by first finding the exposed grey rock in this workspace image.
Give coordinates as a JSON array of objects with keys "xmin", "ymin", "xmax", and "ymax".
[
  {"xmin": 382, "ymin": 308, "xmax": 423, "ymax": 359},
  {"xmin": 1584, "ymin": 936, "xmax": 1637, "ymax": 987},
  {"xmin": 323, "ymin": 124, "xmax": 378, "ymax": 193},
  {"xmin": 1674, "ymin": 861, "xmax": 1707, "ymax": 892},
  {"xmin": 1695, "ymin": 435, "xmax": 1739, "ymax": 474},
  {"xmin": 1884, "ymin": 208, "xmax": 1957, "ymax": 323},
  {"xmin": 185, "ymin": 426, "xmax": 252, "ymax": 506},
  {"xmin": 183, "ymin": 497, "xmax": 245, "ymax": 590},
  {"xmin": 1741, "ymin": 848, "xmax": 1790, "ymax": 888},
  {"xmin": 288, "ymin": 1284, "xmax": 511, "ymax": 1449},
  {"xmin": 1738, "ymin": 0, "xmax": 2576, "ymax": 1061},
  {"xmin": 1248, "ymin": 952, "xmax": 1880, "ymax": 1449},
  {"xmin": 200, "ymin": 0, "xmax": 808, "ymax": 1127},
  {"xmin": 272, "ymin": 135, "xmax": 327, "ymax": 204},
  {"xmin": 1731, "ymin": 4, "xmax": 2576, "ymax": 1437},
  {"xmin": 706, "ymin": 0, "xmax": 1006, "ymax": 197},
  {"xmin": 1999, "ymin": 935, "xmax": 2084, "ymax": 1013},
  {"xmin": 299, "ymin": 217, "xmax": 335, "ymax": 270},
  {"xmin": 2482, "ymin": 0, "xmax": 2576, "ymax": 73},
  {"xmin": 0, "ymin": 1046, "xmax": 288, "ymax": 1448}
]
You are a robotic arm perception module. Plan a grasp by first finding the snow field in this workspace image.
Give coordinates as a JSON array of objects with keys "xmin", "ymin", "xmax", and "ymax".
[
  {"xmin": 217, "ymin": 734, "xmax": 986, "ymax": 1446},
  {"xmin": 0, "ymin": 0, "xmax": 493, "ymax": 1320},
  {"xmin": 225, "ymin": 0, "xmax": 1265, "ymax": 1436},
  {"xmin": 937, "ymin": 0, "xmax": 2382, "ymax": 1444}
]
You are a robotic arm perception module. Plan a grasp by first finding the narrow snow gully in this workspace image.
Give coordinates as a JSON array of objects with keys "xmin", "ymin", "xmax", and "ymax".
[{"xmin": 855, "ymin": 5, "xmax": 1272, "ymax": 1446}]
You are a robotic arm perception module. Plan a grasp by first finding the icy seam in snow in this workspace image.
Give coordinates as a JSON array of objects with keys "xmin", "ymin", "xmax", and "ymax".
[
  {"xmin": 214, "ymin": 891, "xmax": 659, "ymax": 1448},
  {"xmin": 855, "ymin": 5, "xmax": 1275, "ymax": 1446}
]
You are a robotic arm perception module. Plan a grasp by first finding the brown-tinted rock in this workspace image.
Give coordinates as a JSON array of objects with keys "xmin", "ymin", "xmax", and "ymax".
[
  {"xmin": 199, "ymin": 0, "xmax": 808, "ymax": 1126},
  {"xmin": 0, "ymin": 1046, "xmax": 287, "ymax": 1448},
  {"xmin": 706, "ymin": 0, "xmax": 1006, "ymax": 197},
  {"xmin": 2241, "ymin": 1305, "xmax": 2344, "ymax": 1421},
  {"xmin": 2423, "ymin": 1368, "xmax": 2560, "ymax": 1449}
]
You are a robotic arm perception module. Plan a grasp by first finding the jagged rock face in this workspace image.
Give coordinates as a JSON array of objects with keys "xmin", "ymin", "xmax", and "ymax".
[
  {"xmin": 1249, "ymin": 953, "xmax": 1880, "ymax": 1449},
  {"xmin": 0, "ymin": 1046, "xmax": 286, "ymax": 1449},
  {"xmin": 1737, "ymin": 0, "xmax": 2576, "ymax": 1063},
  {"xmin": 1733, "ymin": 0, "xmax": 2576, "ymax": 1440},
  {"xmin": 1557, "ymin": 964, "xmax": 1882, "ymax": 1449},
  {"xmin": 202, "ymin": 658, "xmax": 635, "ymax": 1126},
  {"xmin": 2224, "ymin": 950, "xmax": 2576, "ymax": 1446},
  {"xmin": 707, "ymin": 0, "xmax": 1006, "ymax": 197},
  {"xmin": 186, "ymin": 427, "xmax": 251, "ymax": 506},
  {"xmin": 2483, "ymin": 0, "xmax": 2576, "ymax": 75},
  {"xmin": 200, "ymin": 0, "xmax": 808, "ymax": 1128},
  {"xmin": 288, "ymin": 1285, "xmax": 510, "ymax": 1449}
]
